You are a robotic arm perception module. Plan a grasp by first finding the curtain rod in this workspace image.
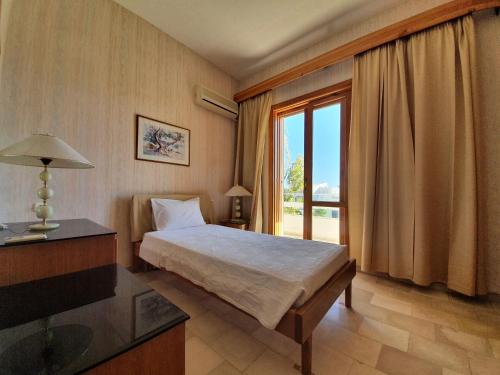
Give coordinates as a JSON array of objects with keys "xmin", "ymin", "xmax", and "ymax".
[{"xmin": 234, "ymin": 0, "xmax": 499, "ymax": 103}]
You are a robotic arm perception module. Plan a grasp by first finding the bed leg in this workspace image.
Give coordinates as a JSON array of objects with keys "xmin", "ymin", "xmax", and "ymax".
[
  {"xmin": 301, "ymin": 336, "xmax": 312, "ymax": 375},
  {"xmin": 132, "ymin": 255, "xmax": 142, "ymax": 273},
  {"xmin": 345, "ymin": 282, "xmax": 352, "ymax": 308}
]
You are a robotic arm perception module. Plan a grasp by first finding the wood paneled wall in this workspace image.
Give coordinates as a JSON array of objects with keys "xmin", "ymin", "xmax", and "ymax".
[{"xmin": 0, "ymin": 0, "xmax": 238, "ymax": 266}]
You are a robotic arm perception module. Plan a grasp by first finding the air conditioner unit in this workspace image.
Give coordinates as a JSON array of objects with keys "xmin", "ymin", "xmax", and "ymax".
[{"xmin": 195, "ymin": 85, "xmax": 238, "ymax": 120}]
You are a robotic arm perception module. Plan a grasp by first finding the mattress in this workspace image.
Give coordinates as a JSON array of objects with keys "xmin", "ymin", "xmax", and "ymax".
[{"xmin": 139, "ymin": 224, "xmax": 348, "ymax": 329}]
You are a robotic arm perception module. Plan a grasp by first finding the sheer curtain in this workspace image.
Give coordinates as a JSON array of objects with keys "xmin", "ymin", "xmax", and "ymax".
[
  {"xmin": 234, "ymin": 92, "xmax": 272, "ymax": 232},
  {"xmin": 349, "ymin": 16, "xmax": 485, "ymax": 295}
]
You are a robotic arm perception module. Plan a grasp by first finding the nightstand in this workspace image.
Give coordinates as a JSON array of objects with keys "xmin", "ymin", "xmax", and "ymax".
[
  {"xmin": 0, "ymin": 218, "xmax": 116, "ymax": 286},
  {"xmin": 220, "ymin": 220, "xmax": 248, "ymax": 230}
]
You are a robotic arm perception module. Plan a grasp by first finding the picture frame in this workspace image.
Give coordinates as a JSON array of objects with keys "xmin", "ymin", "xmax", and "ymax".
[{"xmin": 136, "ymin": 115, "xmax": 190, "ymax": 166}]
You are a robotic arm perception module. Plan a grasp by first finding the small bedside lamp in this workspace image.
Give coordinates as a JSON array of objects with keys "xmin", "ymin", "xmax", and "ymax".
[
  {"xmin": 0, "ymin": 133, "xmax": 94, "ymax": 230},
  {"xmin": 225, "ymin": 184, "xmax": 252, "ymax": 223}
]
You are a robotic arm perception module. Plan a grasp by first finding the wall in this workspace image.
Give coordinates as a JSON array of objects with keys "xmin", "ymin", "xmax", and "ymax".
[
  {"xmin": 0, "ymin": 0, "xmax": 238, "ymax": 266},
  {"xmin": 0, "ymin": 0, "xmax": 13, "ymax": 79},
  {"xmin": 239, "ymin": 0, "xmax": 449, "ymax": 103},
  {"xmin": 241, "ymin": 1, "xmax": 500, "ymax": 293}
]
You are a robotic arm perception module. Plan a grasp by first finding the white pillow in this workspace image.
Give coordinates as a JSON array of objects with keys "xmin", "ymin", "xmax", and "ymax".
[{"xmin": 151, "ymin": 197, "xmax": 206, "ymax": 231}]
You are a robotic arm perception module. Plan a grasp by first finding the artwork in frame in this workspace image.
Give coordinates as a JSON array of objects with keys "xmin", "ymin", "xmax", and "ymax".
[{"xmin": 136, "ymin": 115, "xmax": 190, "ymax": 166}]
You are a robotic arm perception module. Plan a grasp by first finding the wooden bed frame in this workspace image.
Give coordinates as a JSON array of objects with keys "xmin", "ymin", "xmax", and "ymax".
[{"xmin": 130, "ymin": 194, "xmax": 356, "ymax": 375}]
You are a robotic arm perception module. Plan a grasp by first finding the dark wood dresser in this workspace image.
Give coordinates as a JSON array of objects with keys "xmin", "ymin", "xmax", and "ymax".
[
  {"xmin": 0, "ymin": 264, "xmax": 189, "ymax": 374},
  {"xmin": 0, "ymin": 218, "xmax": 116, "ymax": 286}
]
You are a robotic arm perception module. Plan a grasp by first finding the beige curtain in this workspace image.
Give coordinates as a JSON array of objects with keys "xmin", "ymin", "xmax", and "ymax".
[
  {"xmin": 349, "ymin": 16, "xmax": 485, "ymax": 296},
  {"xmin": 234, "ymin": 92, "xmax": 272, "ymax": 232}
]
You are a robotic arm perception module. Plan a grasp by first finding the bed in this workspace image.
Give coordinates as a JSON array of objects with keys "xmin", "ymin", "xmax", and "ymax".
[{"xmin": 130, "ymin": 193, "xmax": 356, "ymax": 375}]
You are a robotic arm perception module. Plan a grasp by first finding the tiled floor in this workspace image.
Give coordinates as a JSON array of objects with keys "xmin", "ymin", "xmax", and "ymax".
[{"xmin": 136, "ymin": 270, "xmax": 500, "ymax": 375}]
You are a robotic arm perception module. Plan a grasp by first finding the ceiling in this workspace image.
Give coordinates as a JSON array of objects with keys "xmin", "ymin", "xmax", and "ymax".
[{"xmin": 114, "ymin": 0, "xmax": 403, "ymax": 80}]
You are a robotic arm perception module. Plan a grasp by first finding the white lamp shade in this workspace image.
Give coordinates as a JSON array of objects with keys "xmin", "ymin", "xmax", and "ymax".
[
  {"xmin": 225, "ymin": 184, "xmax": 252, "ymax": 197},
  {"xmin": 0, "ymin": 134, "xmax": 94, "ymax": 169}
]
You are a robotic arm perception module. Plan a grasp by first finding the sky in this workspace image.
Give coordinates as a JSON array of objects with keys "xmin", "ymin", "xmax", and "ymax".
[{"xmin": 283, "ymin": 103, "xmax": 341, "ymax": 190}]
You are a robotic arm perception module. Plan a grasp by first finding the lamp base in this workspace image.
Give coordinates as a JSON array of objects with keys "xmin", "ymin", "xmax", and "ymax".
[{"xmin": 29, "ymin": 222, "xmax": 60, "ymax": 231}]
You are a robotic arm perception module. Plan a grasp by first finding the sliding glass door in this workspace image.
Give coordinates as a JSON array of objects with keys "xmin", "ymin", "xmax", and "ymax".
[{"xmin": 271, "ymin": 84, "xmax": 350, "ymax": 244}]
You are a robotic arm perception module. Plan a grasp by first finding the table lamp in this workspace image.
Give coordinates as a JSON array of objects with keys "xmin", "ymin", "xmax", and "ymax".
[
  {"xmin": 0, "ymin": 133, "xmax": 94, "ymax": 230},
  {"xmin": 225, "ymin": 184, "xmax": 252, "ymax": 223}
]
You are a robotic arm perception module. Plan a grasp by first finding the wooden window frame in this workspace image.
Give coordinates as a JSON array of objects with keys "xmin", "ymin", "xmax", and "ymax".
[{"xmin": 268, "ymin": 80, "xmax": 351, "ymax": 245}]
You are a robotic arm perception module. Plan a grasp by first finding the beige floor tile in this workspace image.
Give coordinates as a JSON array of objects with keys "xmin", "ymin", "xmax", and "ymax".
[
  {"xmin": 244, "ymin": 349, "xmax": 300, "ymax": 375},
  {"xmin": 145, "ymin": 270, "xmax": 495, "ymax": 375},
  {"xmin": 148, "ymin": 278, "xmax": 175, "ymax": 294},
  {"xmin": 442, "ymin": 368, "xmax": 467, "ymax": 375},
  {"xmin": 252, "ymin": 326, "xmax": 298, "ymax": 356},
  {"xmin": 469, "ymin": 353, "xmax": 500, "ymax": 374},
  {"xmin": 186, "ymin": 326, "xmax": 195, "ymax": 340},
  {"xmin": 490, "ymin": 339, "xmax": 500, "ymax": 359},
  {"xmin": 222, "ymin": 308, "xmax": 261, "ymax": 334},
  {"xmin": 172, "ymin": 278, "xmax": 213, "ymax": 300},
  {"xmin": 288, "ymin": 341, "xmax": 353, "ymax": 375},
  {"xmin": 448, "ymin": 293, "xmax": 491, "ymax": 312},
  {"xmin": 410, "ymin": 285, "xmax": 450, "ymax": 302},
  {"xmin": 157, "ymin": 287, "xmax": 208, "ymax": 318},
  {"xmin": 371, "ymin": 295, "xmax": 412, "ymax": 316},
  {"xmin": 490, "ymin": 300, "xmax": 500, "ymax": 312},
  {"xmin": 457, "ymin": 317, "xmax": 499, "ymax": 339},
  {"xmin": 376, "ymin": 345, "xmax": 441, "ymax": 375},
  {"xmin": 376, "ymin": 277, "xmax": 413, "ymax": 293},
  {"xmin": 136, "ymin": 270, "xmax": 165, "ymax": 283},
  {"xmin": 352, "ymin": 276, "xmax": 382, "ymax": 294},
  {"xmin": 186, "ymin": 337, "xmax": 224, "ymax": 375},
  {"xmin": 358, "ymin": 318, "xmax": 410, "ymax": 352},
  {"xmin": 385, "ymin": 310, "xmax": 436, "ymax": 341},
  {"xmin": 411, "ymin": 304, "xmax": 460, "ymax": 329},
  {"xmin": 339, "ymin": 287, "xmax": 375, "ymax": 310},
  {"xmin": 324, "ymin": 304, "xmax": 364, "ymax": 332},
  {"xmin": 475, "ymin": 310, "xmax": 500, "ymax": 329},
  {"xmin": 357, "ymin": 272, "xmax": 382, "ymax": 283},
  {"xmin": 432, "ymin": 300, "xmax": 479, "ymax": 321},
  {"xmin": 189, "ymin": 311, "xmax": 235, "ymax": 343},
  {"xmin": 205, "ymin": 295, "xmax": 234, "ymax": 315},
  {"xmin": 436, "ymin": 326, "xmax": 490, "ymax": 355},
  {"xmin": 408, "ymin": 335, "xmax": 469, "ymax": 373},
  {"xmin": 349, "ymin": 362, "xmax": 387, "ymax": 375},
  {"xmin": 212, "ymin": 328, "xmax": 266, "ymax": 371},
  {"xmin": 321, "ymin": 324, "xmax": 382, "ymax": 367},
  {"xmin": 351, "ymin": 300, "xmax": 391, "ymax": 323},
  {"xmin": 208, "ymin": 362, "xmax": 243, "ymax": 375},
  {"xmin": 354, "ymin": 286, "xmax": 377, "ymax": 302}
]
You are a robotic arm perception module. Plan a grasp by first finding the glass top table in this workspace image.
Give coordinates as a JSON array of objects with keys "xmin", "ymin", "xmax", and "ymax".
[{"xmin": 0, "ymin": 264, "xmax": 189, "ymax": 374}]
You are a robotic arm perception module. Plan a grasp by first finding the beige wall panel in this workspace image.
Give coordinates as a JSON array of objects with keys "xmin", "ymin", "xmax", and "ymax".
[
  {"xmin": 0, "ymin": 0, "xmax": 238, "ymax": 266},
  {"xmin": 239, "ymin": 0, "xmax": 450, "ymax": 94}
]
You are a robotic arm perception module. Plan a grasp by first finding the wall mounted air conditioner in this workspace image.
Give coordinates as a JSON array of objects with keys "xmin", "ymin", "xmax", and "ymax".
[{"xmin": 195, "ymin": 85, "xmax": 238, "ymax": 120}]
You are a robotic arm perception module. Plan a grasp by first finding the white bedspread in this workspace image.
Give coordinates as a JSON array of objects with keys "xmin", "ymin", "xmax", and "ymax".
[{"xmin": 139, "ymin": 224, "xmax": 348, "ymax": 329}]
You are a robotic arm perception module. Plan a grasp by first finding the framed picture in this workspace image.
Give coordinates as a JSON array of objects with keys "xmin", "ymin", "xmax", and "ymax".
[
  {"xmin": 132, "ymin": 290, "xmax": 177, "ymax": 339},
  {"xmin": 136, "ymin": 115, "xmax": 190, "ymax": 166}
]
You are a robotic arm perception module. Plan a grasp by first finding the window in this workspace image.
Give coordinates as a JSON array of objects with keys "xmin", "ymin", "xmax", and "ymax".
[{"xmin": 269, "ymin": 81, "xmax": 351, "ymax": 244}]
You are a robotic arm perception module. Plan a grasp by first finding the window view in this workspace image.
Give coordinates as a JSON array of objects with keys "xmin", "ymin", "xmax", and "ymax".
[
  {"xmin": 312, "ymin": 104, "xmax": 341, "ymax": 202},
  {"xmin": 274, "ymin": 88, "xmax": 349, "ymax": 245},
  {"xmin": 282, "ymin": 112, "xmax": 304, "ymax": 239},
  {"xmin": 311, "ymin": 103, "xmax": 341, "ymax": 243}
]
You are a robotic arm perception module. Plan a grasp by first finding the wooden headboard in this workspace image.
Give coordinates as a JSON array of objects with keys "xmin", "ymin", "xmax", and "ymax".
[{"xmin": 130, "ymin": 193, "xmax": 215, "ymax": 242}]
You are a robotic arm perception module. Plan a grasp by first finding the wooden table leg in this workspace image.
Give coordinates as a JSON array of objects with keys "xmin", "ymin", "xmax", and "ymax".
[
  {"xmin": 301, "ymin": 336, "xmax": 312, "ymax": 375},
  {"xmin": 345, "ymin": 282, "xmax": 352, "ymax": 308}
]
